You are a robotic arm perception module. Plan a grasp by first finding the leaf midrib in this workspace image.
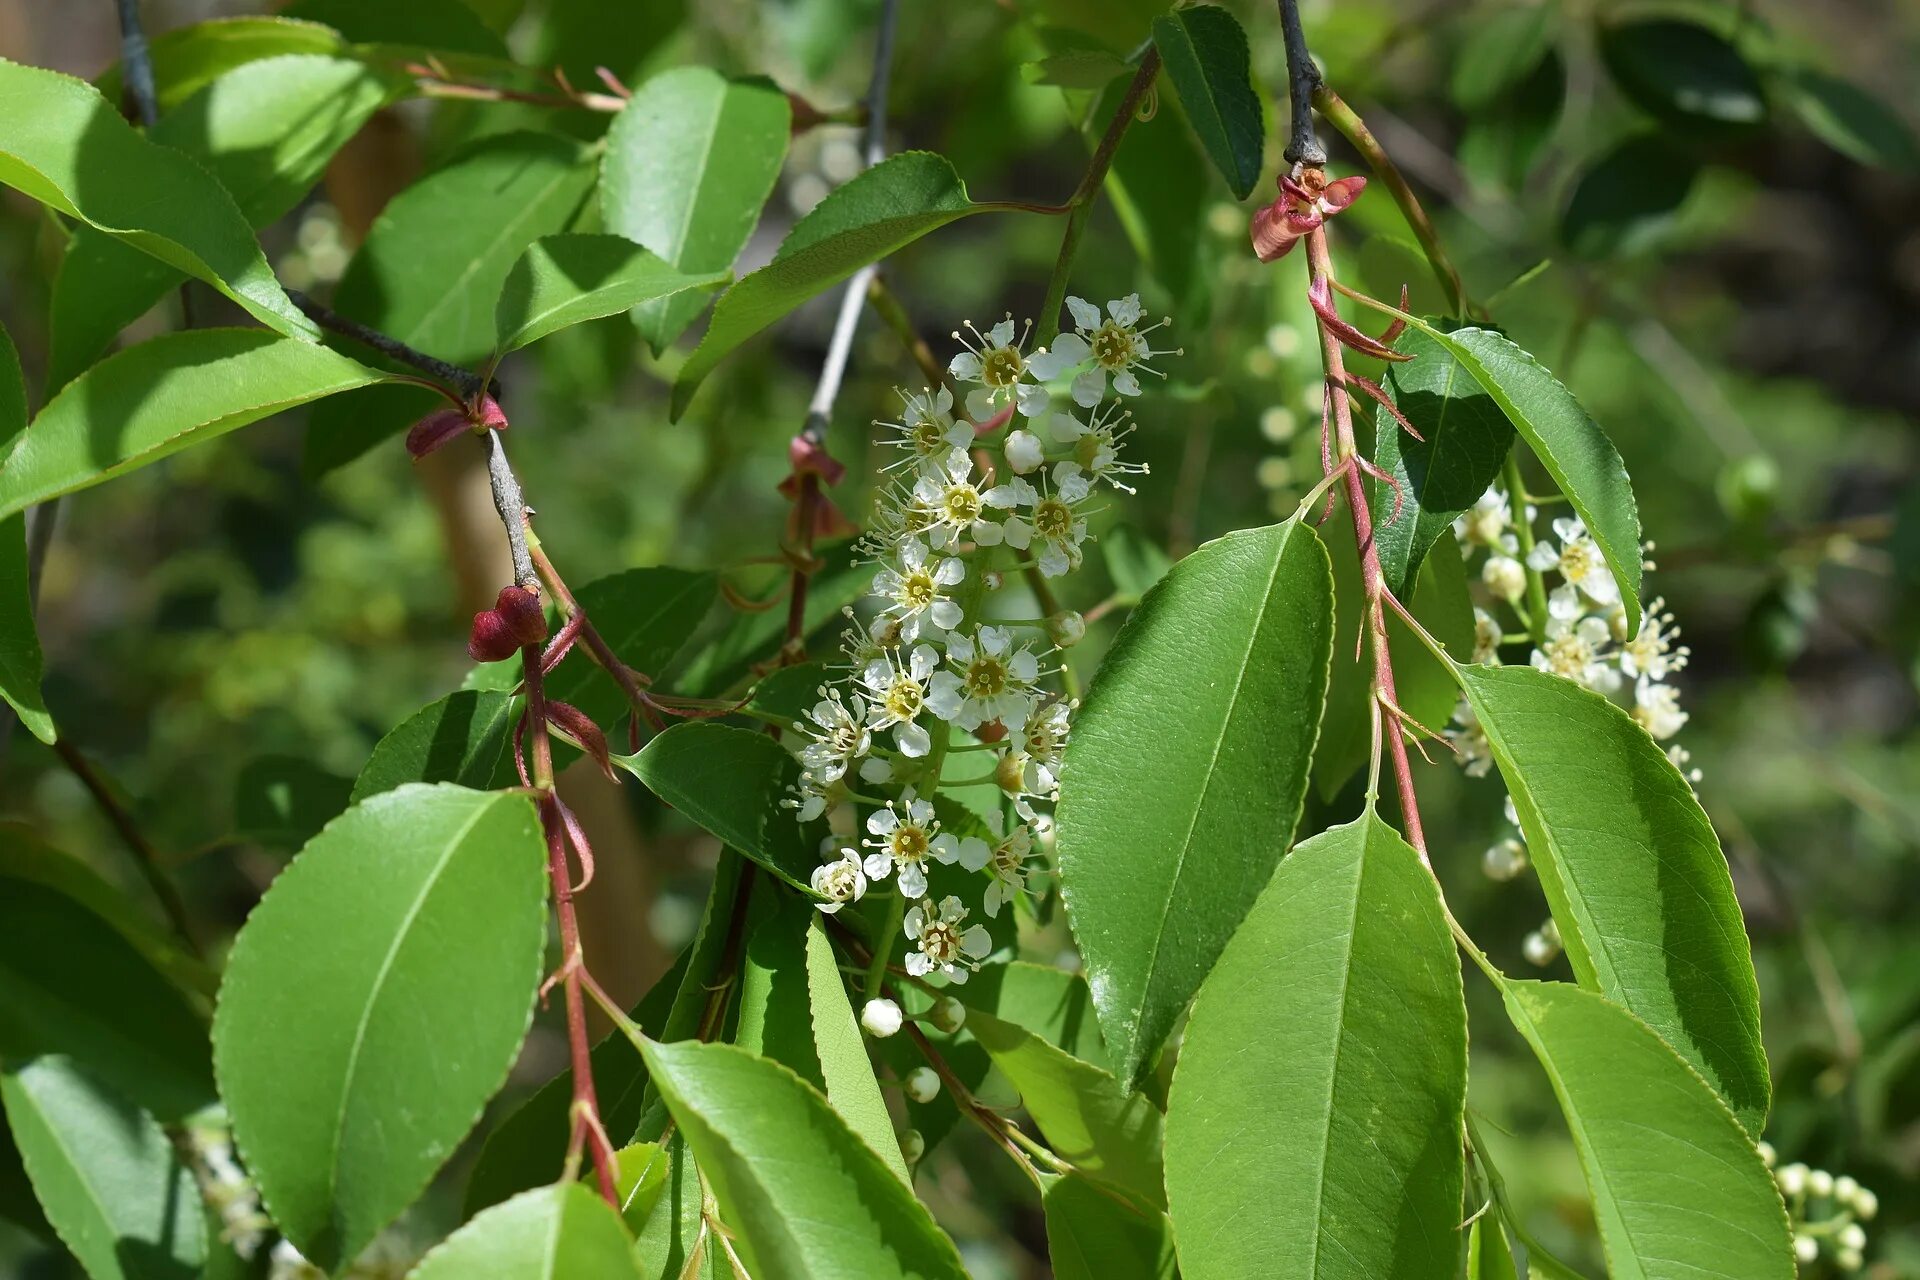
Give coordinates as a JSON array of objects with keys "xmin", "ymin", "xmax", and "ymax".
[{"xmin": 1299, "ymin": 821, "xmax": 1371, "ymax": 1278}]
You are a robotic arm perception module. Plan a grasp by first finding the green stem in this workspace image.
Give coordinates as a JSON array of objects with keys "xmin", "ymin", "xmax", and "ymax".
[
  {"xmin": 863, "ymin": 890, "xmax": 906, "ymax": 1000},
  {"xmin": 1501, "ymin": 450, "xmax": 1551, "ymax": 635}
]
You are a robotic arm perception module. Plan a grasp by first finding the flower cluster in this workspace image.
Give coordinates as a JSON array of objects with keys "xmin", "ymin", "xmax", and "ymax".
[
  {"xmin": 1764, "ymin": 1146, "xmax": 1876, "ymax": 1272},
  {"xmin": 789, "ymin": 297, "xmax": 1174, "ymax": 981}
]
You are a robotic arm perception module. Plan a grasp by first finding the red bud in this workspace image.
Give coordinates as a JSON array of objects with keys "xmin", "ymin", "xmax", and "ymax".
[
  {"xmin": 406, "ymin": 409, "xmax": 471, "ymax": 459},
  {"xmin": 474, "ymin": 395, "xmax": 509, "ymax": 430},
  {"xmin": 492, "ymin": 585, "xmax": 548, "ymax": 647},
  {"xmin": 786, "ymin": 435, "xmax": 846, "ymax": 486},
  {"xmin": 467, "ymin": 609, "xmax": 521, "ymax": 663}
]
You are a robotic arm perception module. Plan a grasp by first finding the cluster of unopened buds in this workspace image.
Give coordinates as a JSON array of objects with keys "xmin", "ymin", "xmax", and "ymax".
[
  {"xmin": 1764, "ymin": 1146, "xmax": 1877, "ymax": 1272},
  {"xmin": 787, "ymin": 295, "xmax": 1177, "ymax": 982}
]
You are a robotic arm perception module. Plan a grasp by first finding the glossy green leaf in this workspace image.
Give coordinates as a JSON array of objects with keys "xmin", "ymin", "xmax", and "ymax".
[
  {"xmin": 672, "ymin": 152, "xmax": 1006, "ymax": 418},
  {"xmin": 232, "ymin": 755, "xmax": 354, "ymax": 850},
  {"xmin": 0, "ymin": 329, "xmax": 383, "ymax": 522},
  {"xmin": 545, "ymin": 566, "xmax": 719, "ymax": 728},
  {"xmin": 1561, "ymin": 135, "xmax": 1699, "ymax": 261},
  {"xmin": 1, "ymin": 1057, "xmax": 204, "ymax": 1280},
  {"xmin": 350, "ymin": 689, "xmax": 519, "ymax": 802},
  {"xmin": 0, "ymin": 59, "xmax": 312, "ymax": 338},
  {"xmin": 1373, "ymin": 324, "xmax": 1516, "ymax": 594},
  {"xmin": 411, "ymin": 1183, "xmax": 639, "ymax": 1280},
  {"xmin": 743, "ymin": 662, "xmax": 832, "ymax": 730},
  {"xmin": 1393, "ymin": 322, "xmax": 1644, "ymax": 634},
  {"xmin": 968, "ymin": 1009, "xmax": 1164, "ymax": 1205},
  {"xmin": 1152, "ymin": 6, "xmax": 1262, "ymax": 199},
  {"xmin": 0, "ymin": 867, "xmax": 213, "ymax": 1122},
  {"xmin": 955, "ymin": 961, "xmax": 1109, "ymax": 1070},
  {"xmin": 94, "ymin": 16, "xmax": 344, "ymax": 111},
  {"xmin": 614, "ymin": 724, "xmax": 814, "ymax": 892},
  {"xmin": 1467, "ymin": 1217, "xmax": 1519, "ymax": 1280},
  {"xmin": 1598, "ymin": 19, "xmax": 1765, "ymax": 128},
  {"xmin": 497, "ymin": 234, "xmax": 725, "ymax": 354},
  {"xmin": 1460, "ymin": 663, "xmax": 1768, "ymax": 1134},
  {"xmin": 212, "ymin": 784, "xmax": 547, "ymax": 1269},
  {"xmin": 1780, "ymin": 65, "xmax": 1920, "ymax": 174},
  {"xmin": 1165, "ymin": 813, "xmax": 1467, "ymax": 1279},
  {"xmin": 1045, "ymin": 1174, "xmax": 1176, "ymax": 1280},
  {"xmin": 1500, "ymin": 980, "xmax": 1792, "ymax": 1279},
  {"xmin": 601, "ymin": 69, "xmax": 791, "ymax": 354},
  {"xmin": 1057, "ymin": 520, "xmax": 1334, "ymax": 1088},
  {"xmin": 640, "ymin": 1037, "xmax": 969, "ymax": 1279},
  {"xmin": 609, "ymin": 1142, "xmax": 668, "ymax": 1234},
  {"xmin": 1, "ymin": 519, "xmax": 50, "ymax": 742},
  {"xmin": 630, "ymin": 1130, "xmax": 712, "ymax": 1280},
  {"xmin": 0, "ymin": 322, "xmax": 22, "ymax": 454},
  {"xmin": 305, "ymin": 131, "xmax": 596, "ymax": 472}
]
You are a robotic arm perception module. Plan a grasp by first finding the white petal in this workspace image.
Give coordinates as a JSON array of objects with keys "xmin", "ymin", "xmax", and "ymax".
[
  {"xmin": 1054, "ymin": 466, "xmax": 1092, "ymax": 504},
  {"xmin": 971, "ymin": 519, "xmax": 1004, "ymax": 546},
  {"xmin": 864, "ymin": 851, "xmax": 892, "ymax": 879},
  {"xmin": 1584, "ymin": 570, "xmax": 1620, "ymax": 605},
  {"xmin": 934, "ymin": 557, "xmax": 966, "ymax": 585},
  {"xmin": 1049, "ymin": 331, "xmax": 1090, "ymax": 364},
  {"xmin": 1526, "ymin": 542, "xmax": 1560, "ymax": 571},
  {"xmin": 899, "ymin": 864, "xmax": 928, "ymax": 898},
  {"xmin": 1553, "ymin": 517, "xmax": 1584, "ymax": 541},
  {"xmin": 1048, "ymin": 411, "xmax": 1087, "ymax": 442},
  {"xmin": 946, "ymin": 632, "xmax": 975, "ymax": 662},
  {"xmin": 927, "ymin": 686, "xmax": 964, "ymax": 722},
  {"xmin": 1066, "ymin": 296, "xmax": 1101, "ymax": 330},
  {"xmin": 929, "ymin": 833, "xmax": 960, "ymax": 864},
  {"xmin": 989, "ymin": 318, "xmax": 1016, "ymax": 345},
  {"xmin": 1016, "ymin": 383, "xmax": 1051, "ymax": 418},
  {"xmin": 1547, "ymin": 584, "xmax": 1584, "ymax": 621},
  {"xmin": 957, "ymin": 837, "xmax": 990, "ymax": 872},
  {"xmin": 1071, "ymin": 367, "xmax": 1105, "ymax": 408},
  {"xmin": 982, "ymin": 884, "xmax": 1004, "ymax": 918},
  {"xmin": 859, "ymin": 755, "xmax": 894, "ymax": 783},
  {"xmin": 867, "ymin": 807, "xmax": 898, "ymax": 835},
  {"xmin": 905, "ymin": 952, "xmax": 933, "ymax": 976},
  {"xmin": 1038, "ymin": 544, "xmax": 1070, "ymax": 577},
  {"xmin": 895, "ymin": 720, "xmax": 931, "ymax": 757},
  {"xmin": 1108, "ymin": 294, "xmax": 1143, "ymax": 325},
  {"xmin": 944, "ymin": 965, "xmax": 970, "ymax": 984},
  {"xmin": 960, "ymin": 924, "xmax": 993, "ymax": 958},
  {"xmin": 1009, "ymin": 650, "xmax": 1038, "ymax": 682},
  {"xmin": 983, "ymin": 484, "xmax": 1021, "ymax": 508},
  {"xmin": 1112, "ymin": 369, "xmax": 1142, "ymax": 397},
  {"xmin": 949, "ymin": 351, "xmax": 982, "ymax": 381},
  {"xmin": 930, "ymin": 601, "xmax": 962, "ymax": 629},
  {"xmin": 965, "ymin": 387, "xmax": 996, "ymax": 421},
  {"xmin": 1000, "ymin": 516, "xmax": 1032, "ymax": 550},
  {"xmin": 979, "ymin": 626, "xmax": 1011, "ymax": 654}
]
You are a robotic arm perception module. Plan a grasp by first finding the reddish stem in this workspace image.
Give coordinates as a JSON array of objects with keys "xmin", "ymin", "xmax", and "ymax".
[{"xmin": 1305, "ymin": 227, "xmax": 1429, "ymax": 861}]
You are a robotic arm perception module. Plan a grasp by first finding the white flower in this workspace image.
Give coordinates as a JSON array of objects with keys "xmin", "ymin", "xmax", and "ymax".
[
  {"xmin": 1454, "ymin": 487, "xmax": 1511, "ymax": 548},
  {"xmin": 1471, "ymin": 607, "xmax": 1501, "ymax": 664},
  {"xmin": 871, "ymin": 538, "xmax": 965, "ymax": 642},
  {"xmin": 1527, "ymin": 516, "xmax": 1620, "ymax": 620},
  {"xmin": 982, "ymin": 814, "xmax": 1034, "ymax": 918},
  {"xmin": 786, "ymin": 767, "xmax": 847, "ymax": 822},
  {"xmin": 1523, "ymin": 924, "xmax": 1561, "ymax": 967},
  {"xmin": 912, "ymin": 448, "xmax": 1019, "ymax": 551},
  {"xmin": 1446, "ymin": 699, "xmax": 1494, "ymax": 778},
  {"xmin": 926, "ymin": 625, "xmax": 1042, "ymax": 732},
  {"xmin": 1050, "ymin": 401, "xmax": 1147, "ymax": 497},
  {"xmin": 1018, "ymin": 699, "xmax": 1072, "ymax": 797},
  {"xmin": 1620, "ymin": 597, "xmax": 1688, "ymax": 681},
  {"xmin": 811, "ymin": 848, "xmax": 868, "ymax": 914},
  {"xmin": 860, "ymin": 997, "xmax": 903, "ymax": 1037},
  {"xmin": 796, "ymin": 686, "xmax": 869, "ymax": 784},
  {"xmin": 949, "ymin": 316, "xmax": 1053, "ymax": 421},
  {"xmin": 878, "ymin": 385, "xmax": 971, "ymax": 470},
  {"xmin": 1482, "ymin": 554, "xmax": 1526, "ymax": 603},
  {"xmin": 858, "ymin": 643, "xmax": 940, "ymax": 756},
  {"xmin": 1004, "ymin": 428, "xmax": 1046, "ymax": 474},
  {"xmin": 1482, "ymin": 837, "xmax": 1527, "ymax": 881},
  {"xmin": 1531, "ymin": 614, "xmax": 1618, "ymax": 692},
  {"xmin": 1060, "ymin": 294, "xmax": 1176, "ymax": 406},
  {"xmin": 864, "ymin": 789, "xmax": 940, "ymax": 899},
  {"xmin": 904, "ymin": 894, "xmax": 993, "ymax": 983},
  {"xmin": 1631, "ymin": 678, "xmax": 1688, "ymax": 740}
]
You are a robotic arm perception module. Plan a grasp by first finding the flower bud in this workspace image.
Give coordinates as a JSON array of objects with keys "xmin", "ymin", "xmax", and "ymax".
[
  {"xmin": 1004, "ymin": 428, "xmax": 1045, "ymax": 475},
  {"xmin": 1522, "ymin": 927, "xmax": 1560, "ymax": 968},
  {"xmin": 995, "ymin": 750, "xmax": 1027, "ymax": 794},
  {"xmin": 900, "ymin": 1129, "xmax": 925, "ymax": 1163},
  {"xmin": 1045, "ymin": 610, "xmax": 1086, "ymax": 648},
  {"xmin": 1481, "ymin": 838, "xmax": 1527, "ymax": 882},
  {"xmin": 1833, "ymin": 1173, "xmax": 1856, "ymax": 1200},
  {"xmin": 1853, "ymin": 1187, "xmax": 1878, "ymax": 1219},
  {"xmin": 1808, "ymin": 1169, "xmax": 1834, "ymax": 1198},
  {"xmin": 1757, "ymin": 1141, "xmax": 1776, "ymax": 1169},
  {"xmin": 928, "ymin": 996, "xmax": 968, "ymax": 1034},
  {"xmin": 1482, "ymin": 555, "xmax": 1527, "ymax": 602},
  {"xmin": 904, "ymin": 1067, "xmax": 941, "ymax": 1103},
  {"xmin": 493, "ymin": 586, "xmax": 549, "ymax": 646},
  {"xmin": 1838, "ymin": 1224, "xmax": 1866, "ymax": 1252},
  {"xmin": 1776, "ymin": 1163, "xmax": 1809, "ymax": 1197},
  {"xmin": 860, "ymin": 997, "xmax": 903, "ymax": 1039},
  {"xmin": 467, "ymin": 609, "xmax": 521, "ymax": 663},
  {"xmin": 1836, "ymin": 1247, "xmax": 1863, "ymax": 1272},
  {"xmin": 1793, "ymin": 1236, "xmax": 1818, "ymax": 1266}
]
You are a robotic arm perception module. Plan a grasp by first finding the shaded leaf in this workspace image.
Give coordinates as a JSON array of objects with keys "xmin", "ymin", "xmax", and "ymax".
[
  {"xmin": 1451, "ymin": 5, "xmax": 1554, "ymax": 108},
  {"xmin": 955, "ymin": 961, "xmax": 1108, "ymax": 1070},
  {"xmin": 94, "ymin": 16, "xmax": 344, "ymax": 111},
  {"xmin": 213, "ymin": 784, "xmax": 547, "ymax": 1269},
  {"xmin": 1500, "ymin": 980, "xmax": 1792, "ymax": 1279},
  {"xmin": 630, "ymin": 1130, "xmax": 712, "ymax": 1280},
  {"xmin": 350, "ymin": 689, "xmax": 519, "ymax": 802},
  {"xmin": 613, "ymin": 724, "xmax": 813, "ymax": 892},
  {"xmin": 1152, "ymin": 6, "xmax": 1264, "ymax": 199},
  {"xmin": 548, "ymin": 566, "xmax": 719, "ymax": 730},
  {"xmin": 1023, "ymin": 51, "xmax": 1132, "ymax": 90},
  {"xmin": 1045, "ymin": 1174, "xmax": 1176, "ymax": 1280},
  {"xmin": 0, "ymin": 517, "xmax": 50, "ymax": 744},
  {"xmin": 1561, "ymin": 135, "xmax": 1699, "ymax": 260},
  {"xmin": 1165, "ymin": 812, "xmax": 1466, "ymax": 1279},
  {"xmin": 410, "ymin": 1183, "xmax": 639, "ymax": 1280},
  {"xmin": 1, "ymin": 1057, "xmax": 204, "ymax": 1280},
  {"xmin": 1458, "ymin": 53, "xmax": 1566, "ymax": 192},
  {"xmin": 1102, "ymin": 76, "xmax": 1214, "ymax": 320},
  {"xmin": 1459, "ymin": 663, "xmax": 1770, "ymax": 1134},
  {"xmin": 279, "ymin": 0, "xmax": 511, "ymax": 56},
  {"xmin": 1780, "ymin": 65, "xmax": 1920, "ymax": 173},
  {"xmin": 0, "ymin": 329, "xmax": 383, "ymax": 522},
  {"xmin": 1598, "ymin": 19, "xmax": 1765, "ymax": 128},
  {"xmin": 1467, "ymin": 1217, "xmax": 1519, "ymax": 1280},
  {"xmin": 496, "ymin": 234, "xmax": 726, "ymax": 354},
  {"xmin": 640, "ymin": 1037, "xmax": 969, "ymax": 1279},
  {"xmin": 1057, "ymin": 521, "xmax": 1333, "ymax": 1088},
  {"xmin": 232, "ymin": 754, "xmax": 354, "ymax": 850},
  {"xmin": 601, "ymin": 69, "xmax": 791, "ymax": 354}
]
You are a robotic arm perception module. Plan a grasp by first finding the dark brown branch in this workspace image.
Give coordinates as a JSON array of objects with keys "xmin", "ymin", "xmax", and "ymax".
[
  {"xmin": 1277, "ymin": 0, "xmax": 1326, "ymax": 165},
  {"xmin": 53, "ymin": 739, "xmax": 202, "ymax": 957},
  {"xmin": 287, "ymin": 289, "xmax": 496, "ymax": 403}
]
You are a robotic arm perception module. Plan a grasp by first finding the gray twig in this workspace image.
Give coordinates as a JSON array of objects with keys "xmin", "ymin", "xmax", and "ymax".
[
  {"xmin": 287, "ymin": 289, "xmax": 496, "ymax": 402},
  {"xmin": 115, "ymin": 0, "xmax": 159, "ymax": 128},
  {"xmin": 484, "ymin": 430, "xmax": 537, "ymax": 590},
  {"xmin": 1277, "ymin": 0, "xmax": 1327, "ymax": 165}
]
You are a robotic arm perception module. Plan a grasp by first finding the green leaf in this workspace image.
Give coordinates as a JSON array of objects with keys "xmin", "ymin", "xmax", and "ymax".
[
  {"xmin": 674, "ymin": 542, "xmax": 864, "ymax": 697},
  {"xmin": 0, "ymin": 329, "xmax": 383, "ymax": 522},
  {"xmin": 496, "ymin": 234, "xmax": 725, "ymax": 354},
  {"xmin": 1779, "ymin": 65, "xmax": 1920, "ymax": 174},
  {"xmin": 1102, "ymin": 76, "xmax": 1214, "ymax": 319},
  {"xmin": 672, "ymin": 153, "xmax": 1004, "ymax": 418},
  {"xmin": 1, "ymin": 1057, "xmax": 205, "ymax": 1280},
  {"xmin": 610, "ymin": 1142, "xmax": 668, "ymax": 1233},
  {"xmin": 0, "ymin": 322, "xmax": 23, "ymax": 453},
  {"xmin": 0, "ymin": 59, "xmax": 314, "ymax": 338},
  {"xmin": 1023, "ymin": 51, "xmax": 1132, "ymax": 90},
  {"xmin": 1597, "ymin": 19, "xmax": 1766, "ymax": 129},
  {"xmin": 548, "ymin": 567, "xmax": 719, "ymax": 728},
  {"xmin": 1561, "ymin": 135, "xmax": 1699, "ymax": 261},
  {"xmin": 614, "ymin": 724, "xmax": 814, "ymax": 892},
  {"xmin": 743, "ymin": 662, "xmax": 832, "ymax": 730},
  {"xmin": 1057, "ymin": 520, "xmax": 1334, "ymax": 1088},
  {"xmin": 1458, "ymin": 663, "xmax": 1769, "ymax": 1134},
  {"xmin": 232, "ymin": 755, "xmax": 354, "ymax": 850},
  {"xmin": 1459, "ymin": 53, "xmax": 1566, "ymax": 193},
  {"xmin": 601, "ymin": 69, "xmax": 791, "ymax": 354},
  {"xmin": 0, "ymin": 867, "xmax": 213, "ymax": 1122},
  {"xmin": 630, "ymin": 1130, "xmax": 712, "ymax": 1280},
  {"xmin": 1373, "ymin": 324, "xmax": 1517, "ymax": 594},
  {"xmin": 1391, "ymin": 322, "xmax": 1644, "ymax": 634},
  {"xmin": 410, "ymin": 1183, "xmax": 640, "ymax": 1280},
  {"xmin": 1500, "ymin": 980, "xmax": 1793, "ymax": 1279},
  {"xmin": 279, "ymin": 0, "xmax": 511, "ymax": 56},
  {"xmin": 968, "ymin": 1009, "xmax": 1165, "ymax": 1205},
  {"xmin": 1467, "ymin": 1217, "xmax": 1519, "ymax": 1280},
  {"xmin": 955, "ymin": 961, "xmax": 1109, "ymax": 1070},
  {"xmin": 350, "ymin": 689, "xmax": 519, "ymax": 802},
  {"xmin": 0, "ymin": 515, "xmax": 49, "ymax": 744},
  {"xmin": 304, "ymin": 131, "xmax": 596, "ymax": 472},
  {"xmin": 212, "ymin": 784, "xmax": 547, "ymax": 1269},
  {"xmin": 94, "ymin": 16, "xmax": 344, "ymax": 112},
  {"xmin": 1044, "ymin": 1174, "xmax": 1177, "ymax": 1280},
  {"xmin": 1450, "ymin": 6, "xmax": 1554, "ymax": 109},
  {"xmin": 640, "ymin": 1037, "xmax": 969, "ymax": 1279},
  {"xmin": 1152, "ymin": 6, "xmax": 1263, "ymax": 199},
  {"xmin": 1164, "ymin": 812, "xmax": 1467, "ymax": 1280}
]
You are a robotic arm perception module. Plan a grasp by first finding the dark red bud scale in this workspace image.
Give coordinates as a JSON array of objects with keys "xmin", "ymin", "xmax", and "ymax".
[{"xmin": 467, "ymin": 585, "xmax": 547, "ymax": 662}]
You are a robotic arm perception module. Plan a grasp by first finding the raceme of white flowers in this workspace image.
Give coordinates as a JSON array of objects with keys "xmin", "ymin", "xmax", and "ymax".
[
  {"xmin": 1764, "ymin": 1145, "xmax": 1877, "ymax": 1273},
  {"xmin": 1444, "ymin": 486, "xmax": 1700, "ymax": 967},
  {"xmin": 789, "ymin": 297, "xmax": 1174, "ymax": 984}
]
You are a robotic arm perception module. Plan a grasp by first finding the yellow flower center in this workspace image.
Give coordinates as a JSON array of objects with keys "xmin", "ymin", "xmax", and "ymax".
[
  {"xmin": 919, "ymin": 920, "xmax": 962, "ymax": 964},
  {"xmin": 890, "ymin": 824, "xmax": 930, "ymax": 864},
  {"xmin": 982, "ymin": 346, "xmax": 1025, "ymax": 388},
  {"xmin": 1560, "ymin": 541, "xmax": 1597, "ymax": 584},
  {"xmin": 1091, "ymin": 321, "xmax": 1137, "ymax": 371},
  {"xmin": 1033, "ymin": 498, "xmax": 1073, "ymax": 541},
  {"xmin": 1543, "ymin": 633, "xmax": 1592, "ymax": 680},
  {"xmin": 991, "ymin": 840, "xmax": 1024, "ymax": 877},
  {"xmin": 884, "ymin": 676, "xmax": 923, "ymax": 722},
  {"xmin": 942, "ymin": 484, "xmax": 982, "ymax": 526},
  {"xmin": 910, "ymin": 420, "xmax": 945, "ymax": 454},
  {"xmin": 964, "ymin": 654, "xmax": 1009, "ymax": 698},
  {"xmin": 900, "ymin": 567, "xmax": 937, "ymax": 609}
]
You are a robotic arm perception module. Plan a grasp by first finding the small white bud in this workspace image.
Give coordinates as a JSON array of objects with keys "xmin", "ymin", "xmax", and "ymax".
[
  {"xmin": 904, "ymin": 1067, "xmax": 941, "ymax": 1103},
  {"xmin": 1046, "ymin": 610, "xmax": 1086, "ymax": 648},
  {"xmin": 860, "ymin": 997, "xmax": 903, "ymax": 1039},
  {"xmin": 1005, "ymin": 429, "xmax": 1046, "ymax": 474},
  {"xmin": 1853, "ymin": 1187, "xmax": 1878, "ymax": 1220},
  {"xmin": 1808, "ymin": 1169, "xmax": 1834, "ymax": 1198},
  {"xmin": 900, "ymin": 1129, "xmax": 925, "ymax": 1163},
  {"xmin": 981, "ymin": 570, "xmax": 1004, "ymax": 592},
  {"xmin": 1777, "ymin": 1163, "xmax": 1809, "ymax": 1197},
  {"xmin": 1482, "ymin": 555, "xmax": 1527, "ymax": 602},
  {"xmin": 929, "ymin": 996, "xmax": 968, "ymax": 1034},
  {"xmin": 1793, "ymin": 1235, "xmax": 1819, "ymax": 1266},
  {"xmin": 1836, "ymin": 1247, "xmax": 1863, "ymax": 1272},
  {"xmin": 1833, "ymin": 1173, "xmax": 1858, "ymax": 1200},
  {"xmin": 1757, "ymin": 1140, "xmax": 1776, "ymax": 1168},
  {"xmin": 1522, "ymin": 928, "xmax": 1560, "ymax": 968},
  {"xmin": 1481, "ymin": 838, "xmax": 1527, "ymax": 882},
  {"xmin": 1838, "ymin": 1223, "xmax": 1866, "ymax": 1252}
]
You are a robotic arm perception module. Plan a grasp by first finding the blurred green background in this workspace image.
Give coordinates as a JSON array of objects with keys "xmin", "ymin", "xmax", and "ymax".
[{"xmin": 1, "ymin": 0, "xmax": 1916, "ymax": 1275}]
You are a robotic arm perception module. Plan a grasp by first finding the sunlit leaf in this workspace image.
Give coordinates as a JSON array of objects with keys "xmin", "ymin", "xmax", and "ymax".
[
  {"xmin": 1152, "ymin": 6, "xmax": 1264, "ymax": 199},
  {"xmin": 410, "ymin": 1183, "xmax": 640, "ymax": 1280}
]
